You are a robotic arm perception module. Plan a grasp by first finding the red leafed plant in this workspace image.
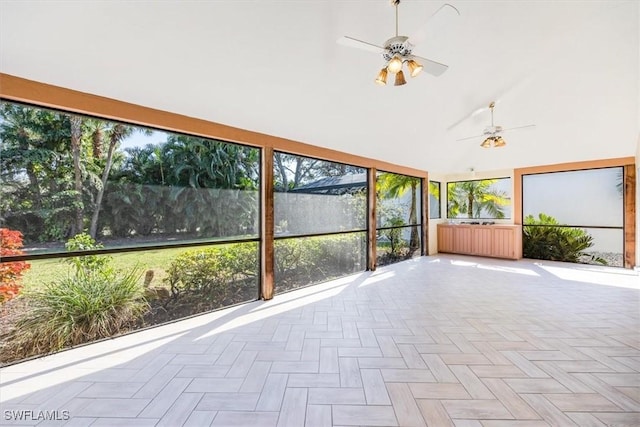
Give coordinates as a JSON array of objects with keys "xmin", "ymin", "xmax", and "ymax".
[{"xmin": 0, "ymin": 228, "xmax": 30, "ymax": 303}]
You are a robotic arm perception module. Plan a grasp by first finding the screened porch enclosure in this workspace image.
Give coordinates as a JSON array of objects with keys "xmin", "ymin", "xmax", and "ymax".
[{"xmin": 0, "ymin": 100, "xmax": 427, "ymax": 365}]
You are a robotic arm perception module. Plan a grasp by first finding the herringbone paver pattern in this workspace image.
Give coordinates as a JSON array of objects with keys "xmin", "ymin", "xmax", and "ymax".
[{"xmin": 1, "ymin": 255, "xmax": 639, "ymax": 426}]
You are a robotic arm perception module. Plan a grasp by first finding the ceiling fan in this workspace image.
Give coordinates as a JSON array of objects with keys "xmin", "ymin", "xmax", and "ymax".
[
  {"xmin": 457, "ymin": 102, "xmax": 535, "ymax": 148},
  {"xmin": 337, "ymin": 1, "xmax": 459, "ymax": 86}
]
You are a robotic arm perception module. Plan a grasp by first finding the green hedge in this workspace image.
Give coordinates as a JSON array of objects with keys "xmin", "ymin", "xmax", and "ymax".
[
  {"xmin": 164, "ymin": 243, "xmax": 258, "ymax": 311},
  {"xmin": 275, "ymin": 233, "xmax": 365, "ymax": 292},
  {"xmin": 164, "ymin": 234, "xmax": 365, "ymax": 303}
]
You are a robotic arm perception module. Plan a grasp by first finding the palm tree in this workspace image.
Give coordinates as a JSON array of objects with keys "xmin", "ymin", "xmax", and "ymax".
[
  {"xmin": 88, "ymin": 122, "xmax": 140, "ymax": 238},
  {"xmin": 69, "ymin": 115, "xmax": 84, "ymax": 235},
  {"xmin": 429, "ymin": 181, "xmax": 440, "ymax": 200},
  {"xmin": 159, "ymin": 134, "xmax": 260, "ymax": 236},
  {"xmin": 429, "ymin": 181, "xmax": 440, "ymax": 218},
  {"xmin": 447, "ymin": 179, "xmax": 509, "ymax": 219},
  {"xmin": 377, "ymin": 173, "xmax": 420, "ymax": 252}
]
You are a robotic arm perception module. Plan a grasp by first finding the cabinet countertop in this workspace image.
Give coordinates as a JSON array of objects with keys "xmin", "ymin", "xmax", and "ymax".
[{"xmin": 437, "ymin": 223, "xmax": 521, "ymax": 229}]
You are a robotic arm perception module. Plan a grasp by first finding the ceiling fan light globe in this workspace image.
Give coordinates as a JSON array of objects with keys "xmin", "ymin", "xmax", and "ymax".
[
  {"xmin": 375, "ymin": 68, "xmax": 388, "ymax": 85},
  {"xmin": 407, "ymin": 59, "xmax": 423, "ymax": 77},
  {"xmin": 494, "ymin": 136, "xmax": 506, "ymax": 147},
  {"xmin": 387, "ymin": 56, "xmax": 403, "ymax": 73},
  {"xmin": 394, "ymin": 69, "xmax": 407, "ymax": 86},
  {"xmin": 480, "ymin": 137, "xmax": 492, "ymax": 148}
]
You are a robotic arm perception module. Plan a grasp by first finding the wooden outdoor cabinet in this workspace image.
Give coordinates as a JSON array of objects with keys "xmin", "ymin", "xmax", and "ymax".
[{"xmin": 437, "ymin": 223, "xmax": 522, "ymax": 260}]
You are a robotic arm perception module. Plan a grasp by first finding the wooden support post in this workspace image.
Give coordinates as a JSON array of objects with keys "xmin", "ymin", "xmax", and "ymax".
[
  {"xmin": 367, "ymin": 167, "xmax": 377, "ymax": 271},
  {"xmin": 260, "ymin": 147, "xmax": 275, "ymax": 299},
  {"xmin": 624, "ymin": 164, "xmax": 636, "ymax": 269}
]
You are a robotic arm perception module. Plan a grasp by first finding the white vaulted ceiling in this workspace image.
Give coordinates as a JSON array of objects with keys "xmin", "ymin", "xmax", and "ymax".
[{"xmin": 0, "ymin": 0, "xmax": 638, "ymax": 173}]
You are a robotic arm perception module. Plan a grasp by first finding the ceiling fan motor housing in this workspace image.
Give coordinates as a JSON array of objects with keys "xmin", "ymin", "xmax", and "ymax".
[
  {"xmin": 382, "ymin": 36, "xmax": 413, "ymax": 61},
  {"xmin": 483, "ymin": 125, "xmax": 503, "ymax": 137}
]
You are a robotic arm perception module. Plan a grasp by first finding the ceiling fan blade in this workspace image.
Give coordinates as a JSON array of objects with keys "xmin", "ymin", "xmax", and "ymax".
[
  {"xmin": 447, "ymin": 105, "xmax": 490, "ymax": 131},
  {"xmin": 446, "ymin": 76, "xmax": 534, "ymax": 131},
  {"xmin": 501, "ymin": 124, "xmax": 536, "ymax": 132},
  {"xmin": 337, "ymin": 36, "xmax": 385, "ymax": 54},
  {"xmin": 407, "ymin": 3, "xmax": 460, "ymax": 47},
  {"xmin": 409, "ymin": 54, "xmax": 448, "ymax": 76},
  {"xmin": 456, "ymin": 133, "xmax": 485, "ymax": 142}
]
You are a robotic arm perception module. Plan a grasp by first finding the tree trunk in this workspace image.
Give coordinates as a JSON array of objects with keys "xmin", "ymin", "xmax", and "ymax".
[
  {"xmin": 70, "ymin": 116, "xmax": 84, "ymax": 235},
  {"xmin": 409, "ymin": 181, "xmax": 419, "ymax": 251},
  {"xmin": 89, "ymin": 128, "xmax": 120, "ymax": 238},
  {"xmin": 468, "ymin": 193, "xmax": 474, "ymax": 218},
  {"xmin": 92, "ymin": 127, "xmax": 103, "ymax": 158},
  {"xmin": 274, "ymin": 153, "xmax": 289, "ymax": 191},
  {"xmin": 293, "ymin": 157, "xmax": 304, "ymax": 188},
  {"xmin": 25, "ymin": 164, "xmax": 42, "ymax": 210}
]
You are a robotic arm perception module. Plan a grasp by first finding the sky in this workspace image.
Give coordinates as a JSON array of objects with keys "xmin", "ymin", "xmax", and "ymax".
[{"xmin": 119, "ymin": 129, "xmax": 168, "ymax": 151}]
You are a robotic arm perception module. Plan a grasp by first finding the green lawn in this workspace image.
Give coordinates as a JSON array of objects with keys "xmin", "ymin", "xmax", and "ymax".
[{"xmin": 22, "ymin": 246, "xmax": 192, "ymax": 291}]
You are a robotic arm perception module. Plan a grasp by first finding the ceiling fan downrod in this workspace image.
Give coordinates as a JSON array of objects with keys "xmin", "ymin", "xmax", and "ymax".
[
  {"xmin": 489, "ymin": 102, "xmax": 495, "ymax": 127},
  {"xmin": 392, "ymin": 0, "xmax": 400, "ymax": 37}
]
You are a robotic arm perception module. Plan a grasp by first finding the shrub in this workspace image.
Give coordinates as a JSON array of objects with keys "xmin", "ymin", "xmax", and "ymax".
[
  {"xmin": 275, "ymin": 234, "xmax": 364, "ymax": 290},
  {"xmin": 6, "ymin": 267, "xmax": 147, "ymax": 359},
  {"xmin": 165, "ymin": 243, "xmax": 258, "ymax": 309},
  {"xmin": 274, "ymin": 238, "xmax": 313, "ymax": 284},
  {"xmin": 0, "ymin": 228, "xmax": 30, "ymax": 303},
  {"xmin": 378, "ymin": 216, "xmax": 408, "ymax": 259},
  {"xmin": 65, "ymin": 232, "xmax": 113, "ymax": 276},
  {"xmin": 164, "ymin": 235, "xmax": 364, "ymax": 307},
  {"xmin": 523, "ymin": 213, "xmax": 606, "ymax": 265}
]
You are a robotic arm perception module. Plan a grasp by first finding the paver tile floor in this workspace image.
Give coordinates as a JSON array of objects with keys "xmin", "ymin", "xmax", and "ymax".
[{"xmin": 1, "ymin": 255, "xmax": 639, "ymax": 426}]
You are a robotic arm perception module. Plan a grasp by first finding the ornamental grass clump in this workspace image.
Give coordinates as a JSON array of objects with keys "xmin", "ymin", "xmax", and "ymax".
[{"xmin": 3, "ymin": 234, "xmax": 148, "ymax": 361}]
